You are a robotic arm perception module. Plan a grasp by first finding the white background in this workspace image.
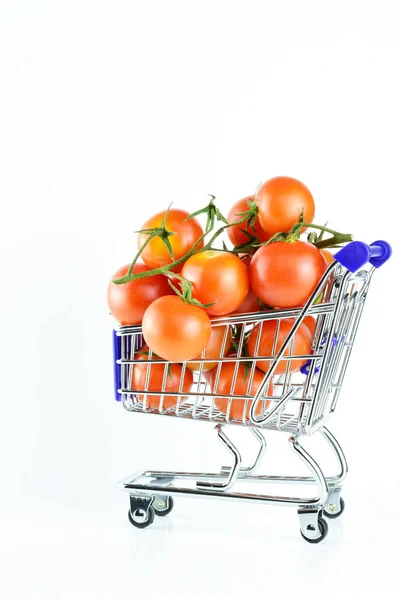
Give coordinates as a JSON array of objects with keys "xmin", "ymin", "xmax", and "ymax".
[{"xmin": 1, "ymin": 1, "xmax": 398, "ymax": 599}]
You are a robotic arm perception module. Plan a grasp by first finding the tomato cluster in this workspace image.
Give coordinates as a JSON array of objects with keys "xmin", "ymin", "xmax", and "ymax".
[{"xmin": 108, "ymin": 176, "xmax": 350, "ymax": 417}]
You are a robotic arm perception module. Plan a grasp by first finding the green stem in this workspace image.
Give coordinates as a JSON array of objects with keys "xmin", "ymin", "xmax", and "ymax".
[
  {"xmin": 114, "ymin": 214, "xmax": 250, "ymax": 285},
  {"xmin": 299, "ymin": 223, "xmax": 353, "ymax": 248},
  {"xmin": 126, "ymin": 234, "xmax": 153, "ymax": 277},
  {"xmin": 313, "ymin": 235, "xmax": 353, "ymax": 249}
]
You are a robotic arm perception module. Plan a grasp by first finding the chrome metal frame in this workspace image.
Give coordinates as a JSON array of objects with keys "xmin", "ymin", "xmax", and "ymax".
[{"xmin": 115, "ymin": 259, "xmax": 375, "ymax": 540}]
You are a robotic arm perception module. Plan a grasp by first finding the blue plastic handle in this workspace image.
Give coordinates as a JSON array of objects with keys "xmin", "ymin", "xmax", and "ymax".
[
  {"xmin": 334, "ymin": 240, "xmax": 392, "ymax": 272},
  {"xmin": 113, "ymin": 330, "xmax": 122, "ymax": 402}
]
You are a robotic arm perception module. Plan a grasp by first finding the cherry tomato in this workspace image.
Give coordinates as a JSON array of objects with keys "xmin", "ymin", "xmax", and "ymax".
[
  {"xmin": 142, "ymin": 295, "xmax": 211, "ymax": 362},
  {"xmin": 231, "ymin": 288, "xmax": 260, "ymax": 314},
  {"xmin": 107, "ymin": 263, "xmax": 171, "ymax": 325},
  {"xmin": 303, "ymin": 315, "xmax": 317, "ymax": 338},
  {"xmin": 320, "ymin": 249, "xmax": 335, "ymax": 265},
  {"xmin": 247, "ymin": 319, "xmax": 312, "ymax": 374},
  {"xmin": 250, "ymin": 241, "xmax": 327, "ymax": 308},
  {"xmin": 211, "ymin": 362, "xmax": 273, "ymax": 420},
  {"xmin": 138, "ymin": 208, "xmax": 204, "ymax": 272},
  {"xmin": 227, "ymin": 196, "xmax": 270, "ymax": 248},
  {"xmin": 181, "ymin": 251, "xmax": 249, "ymax": 316},
  {"xmin": 225, "ymin": 255, "xmax": 260, "ymax": 314},
  {"xmin": 132, "ymin": 345, "xmax": 193, "ymax": 410},
  {"xmin": 255, "ymin": 176, "xmax": 315, "ymax": 235},
  {"xmin": 187, "ymin": 325, "xmax": 232, "ymax": 372}
]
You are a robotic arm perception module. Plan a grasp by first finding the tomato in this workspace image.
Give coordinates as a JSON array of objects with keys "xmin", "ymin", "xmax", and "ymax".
[
  {"xmin": 211, "ymin": 362, "xmax": 273, "ymax": 420},
  {"xmin": 303, "ymin": 315, "xmax": 317, "ymax": 338},
  {"xmin": 138, "ymin": 208, "xmax": 204, "ymax": 272},
  {"xmin": 132, "ymin": 345, "xmax": 193, "ymax": 410},
  {"xmin": 227, "ymin": 196, "xmax": 270, "ymax": 247},
  {"xmin": 231, "ymin": 287, "xmax": 260, "ymax": 314},
  {"xmin": 255, "ymin": 176, "xmax": 315, "ymax": 235},
  {"xmin": 320, "ymin": 249, "xmax": 335, "ymax": 265},
  {"xmin": 250, "ymin": 241, "xmax": 327, "ymax": 308},
  {"xmin": 187, "ymin": 325, "xmax": 232, "ymax": 371},
  {"xmin": 107, "ymin": 263, "xmax": 171, "ymax": 325},
  {"xmin": 142, "ymin": 295, "xmax": 211, "ymax": 362},
  {"xmin": 181, "ymin": 251, "xmax": 249, "ymax": 316},
  {"xmin": 247, "ymin": 318, "xmax": 312, "ymax": 374}
]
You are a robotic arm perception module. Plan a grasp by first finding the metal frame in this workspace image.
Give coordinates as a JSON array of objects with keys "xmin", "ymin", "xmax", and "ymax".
[{"xmin": 113, "ymin": 252, "xmax": 383, "ymax": 541}]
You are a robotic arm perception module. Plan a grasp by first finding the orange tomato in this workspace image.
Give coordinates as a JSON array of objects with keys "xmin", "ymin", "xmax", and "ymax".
[
  {"xmin": 303, "ymin": 315, "xmax": 317, "ymax": 338},
  {"xmin": 181, "ymin": 251, "xmax": 249, "ymax": 316},
  {"xmin": 187, "ymin": 325, "xmax": 232, "ymax": 371},
  {"xmin": 138, "ymin": 208, "xmax": 204, "ymax": 271},
  {"xmin": 320, "ymin": 249, "xmax": 335, "ymax": 265},
  {"xmin": 255, "ymin": 176, "xmax": 315, "ymax": 235},
  {"xmin": 227, "ymin": 196, "xmax": 270, "ymax": 248},
  {"xmin": 247, "ymin": 319, "xmax": 312, "ymax": 374},
  {"xmin": 211, "ymin": 362, "xmax": 273, "ymax": 420},
  {"xmin": 142, "ymin": 295, "xmax": 211, "ymax": 362},
  {"xmin": 230, "ymin": 287, "xmax": 261, "ymax": 314},
  {"xmin": 107, "ymin": 263, "xmax": 171, "ymax": 325},
  {"xmin": 250, "ymin": 241, "xmax": 327, "ymax": 308},
  {"xmin": 132, "ymin": 345, "xmax": 193, "ymax": 410}
]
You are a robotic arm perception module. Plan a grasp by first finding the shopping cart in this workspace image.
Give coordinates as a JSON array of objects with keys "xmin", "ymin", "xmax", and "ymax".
[{"xmin": 113, "ymin": 240, "xmax": 391, "ymax": 543}]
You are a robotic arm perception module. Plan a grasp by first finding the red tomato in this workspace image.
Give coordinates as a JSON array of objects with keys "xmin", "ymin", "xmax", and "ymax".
[
  {"xmin": 138, "ymin": 208, "xmax": 204, "ymax": 272},
  {"xmin": 132, "ymin": 345, "xmax": 193, "ymax": 410},
  {"xmin": 227, "ymin": 196, "xmax": 270, "ymax": 248},
  {"xmin": 247, "ymin": 319, "xmax": 312, "ymax": 374},
  {"xmin": 320, "ymin": 249, "xmax": 335, "ymax": 265},
  {"xmin": 303, "ymin": 315, "xmax": 317, "ymax": 338},
  {"xmin": 250, "ymin": 241, "xmax": 327, "ymax": 308},
  {"xmin": 181, "ymin": 251, "xmax": 249, "ymax": 316},
  {"xmin": 255, "ymin": 176, "xmax": 315, "ymax": 235},
  {"xmin": 142, "ymin": 295, "xmax": 211, "ymax": 362},
  {"xmin": 227, "ymin": 257, "xmax": 261, "ymax": 314},
  {"xmin": 187, "ymin": 325, "xmax": 232, "ymax": 372},
  {"xmin": 211, "ymin": 362, "xmax": 273, "ymax": 420},
  {"xmin": 107, "ymin": 263, "xmax": 171, "ymax": 325}
]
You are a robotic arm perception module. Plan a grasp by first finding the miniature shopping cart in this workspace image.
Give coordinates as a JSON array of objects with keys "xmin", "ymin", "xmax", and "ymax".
[{"xmin": 113, "ymin": 240, "xmax": 391, "ymax": 543}]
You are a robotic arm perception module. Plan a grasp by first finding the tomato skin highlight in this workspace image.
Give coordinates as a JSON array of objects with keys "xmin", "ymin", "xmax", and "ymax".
[
  {"xmin": 227, "ymin": 196, "xmax": 270, "ymax": 247},
  {"xmin": 250, "ymin": 241, "xmax": 327, "ymax": 308},
  {"xmin": 247, "ymin": 319, "xmax": 312, "ymax": 375},
  {"xmin": 142, "ymin": 295, "xmax": 211, "ymax": 362},
  {"xmin": 255, "ymin": 176, "xmax": 315, "ymax": 235},
  {"xmin": 132, "ymin": 345, "xmax": 193, "ymax": 410},
  {"xmin": 181, "ymin": 251, "xmax": 249, "ymax": 316},
  {"xmin": 187, "ymin": 325, "xmax": 232, "ymax": 372},
  {"xmin": 211, "ymin": 362, "xmax": 273, "ymax": 420},
  {"xmin": 107, "ymin": 263, "xmax": 172, "ymax": 325},
  {"xmin": 138, "ymin": 208, "xmax": 204, "ymax": 271}
]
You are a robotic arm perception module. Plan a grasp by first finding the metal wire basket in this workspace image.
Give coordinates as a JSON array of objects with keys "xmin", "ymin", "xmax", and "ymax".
[{"xmin": 113, "ymin": 240, "xmax": 391, "ymax": 542}]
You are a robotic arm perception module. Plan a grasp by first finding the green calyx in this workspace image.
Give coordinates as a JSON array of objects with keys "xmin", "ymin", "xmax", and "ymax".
[
  {"xmin": 185, "ymin": 195, "xmax": 228, "ymax": 233},
  {"xmin": 166, "ymin": 273, "xmax": 215, "ymax": 309}
]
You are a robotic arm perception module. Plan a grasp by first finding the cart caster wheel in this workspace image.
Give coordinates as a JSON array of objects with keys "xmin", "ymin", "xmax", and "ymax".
[
  {"xmin": 301, "ymin": 517, "xmax": 329, "ymax": 544},
  {"xmin": 128, "ymin": 506, "xmax": 155, "ymax": 529},
  {"xmin": 324, "ymin": 497, "xmax": 345, "ymax": 519},
  {"xmin": 153, "ymin": 496, "xmax": 174, "ymax": 517}
]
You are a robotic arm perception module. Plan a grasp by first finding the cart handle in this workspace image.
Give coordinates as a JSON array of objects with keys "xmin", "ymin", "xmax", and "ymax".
[
  {"xmin": 334, "ymin": 240, "xmax": 391, "ymax": 273},
  {"xmin": 113, "ymin": 329, "xmax": 122, "ymax": 401}
]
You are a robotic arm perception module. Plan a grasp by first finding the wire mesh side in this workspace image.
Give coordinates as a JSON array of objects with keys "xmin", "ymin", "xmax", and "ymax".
[{"xmin": 116, "ymin": 263, "xmax": 374, "ymax": 434}]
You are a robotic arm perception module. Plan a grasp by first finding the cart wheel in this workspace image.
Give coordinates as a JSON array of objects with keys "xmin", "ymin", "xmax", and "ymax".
[
  {"xmin": 324, "ymin": 497, "xmax": 345, "ymax": 519},
  {"xmin": 128, "ymin": 506, "xmax": 155, "ymax": 529},
  {"xmin": 153, "ymin": 496, "xmax": 174, "ymax": 517},
  {"xmin": 301, "ymin": 517, "xmax": 328, "ymax": 544}
]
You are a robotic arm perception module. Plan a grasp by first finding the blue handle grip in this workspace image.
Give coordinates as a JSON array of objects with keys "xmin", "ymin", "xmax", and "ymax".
[
  {"xmin": 334, "ymin": 240, "xmax": 392, "ymax": 272},
  {"xmin": 113, "ymin": 330, "xmax": 122, "ymax": 402}
]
